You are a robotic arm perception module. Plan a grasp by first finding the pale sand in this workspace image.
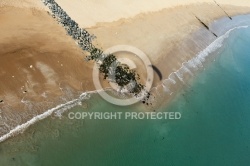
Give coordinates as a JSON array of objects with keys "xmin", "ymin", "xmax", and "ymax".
[
  {"xmin": 55, "ymin": 0, "xmax": 250, "ymax": 28},
  {"xmin": 1, "ymin": 0, "xmax": 250, "ymax": 136},
  {"xmin": 0, "ymin": 0, "xmax": 46, "ymax": 9}
]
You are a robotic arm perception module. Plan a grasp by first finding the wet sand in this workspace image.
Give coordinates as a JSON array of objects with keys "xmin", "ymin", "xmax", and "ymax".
[{"xmin": 0, "ymin": 5, "xmax": 95, "ymax": 135}]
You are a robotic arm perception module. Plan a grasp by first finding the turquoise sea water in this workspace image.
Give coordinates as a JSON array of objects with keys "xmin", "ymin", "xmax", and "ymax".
[{"xmin": 1, "ymin": 27, "xmax": 250, "ymax": 166}]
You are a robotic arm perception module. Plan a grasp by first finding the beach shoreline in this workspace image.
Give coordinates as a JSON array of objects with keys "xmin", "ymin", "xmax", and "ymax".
[
  {"xmin": 1, "ymin": 16, "xmax": 250, "ymax": 144},
  {"xmin": 1, "ymin": 0, "xmax": 250, "ymax": 142}
]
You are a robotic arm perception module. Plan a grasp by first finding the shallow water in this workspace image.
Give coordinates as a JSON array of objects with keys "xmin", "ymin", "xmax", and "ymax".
[{"xmin": 1, "ymin": 27, "xmax": 250, "ymax": 166}]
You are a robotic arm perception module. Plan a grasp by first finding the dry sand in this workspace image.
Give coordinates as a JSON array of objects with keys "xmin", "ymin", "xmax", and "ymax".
[
  {"xmin": 1, "ymin": 0, "xmax": 250, "ymax": 135},
  {"xmin": 55, "ymin": 0, "xmax": 250, "ymax": 28},
  {"xmin": 0, "ymin": 0, "xmax": 46, "ymax": 9}
]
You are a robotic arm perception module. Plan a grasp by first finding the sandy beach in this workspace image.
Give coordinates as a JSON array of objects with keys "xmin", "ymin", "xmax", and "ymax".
[{"xmin": 1, "ymin": 0, "xmax": 250, "ymax": 138}]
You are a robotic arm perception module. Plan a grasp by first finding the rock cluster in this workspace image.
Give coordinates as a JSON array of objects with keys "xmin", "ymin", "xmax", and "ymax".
[
  {"xmin": 42, "ymin": 0, "xmax": 95, "ymax": 52},
  {"xmin": 42, "ymin": 0, "xmax": 152, "ymax": 105}
]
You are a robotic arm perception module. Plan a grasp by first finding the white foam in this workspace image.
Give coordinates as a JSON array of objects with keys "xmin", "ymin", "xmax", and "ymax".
[
  {"xmin": 0, "ymin": 90, "xmax": 96, "ymax": 143},
  {"xmin": 174, "ymin": 71, "xmax": 184, "ymax": 83},
  {"xmin": 54, "ymin": 93, "xmax": 91, "ymax": 118},
  {"xmin": 159, "ymin": 25, "xmax": 249, "ymax": 94},
  {"xmin": 162, "ymin": 84, "xmax": 171, "ymax": 93},
  {"xmin": 181, "ymin": 64, "xmax": 193, "ymax": 76},
  {"xmin": 168, "ymin": 73, "xmax": 177, "ymax": 84}
]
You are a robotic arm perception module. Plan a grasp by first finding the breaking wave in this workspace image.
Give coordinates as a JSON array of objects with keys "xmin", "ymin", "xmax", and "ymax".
[
  {"xmin": 151, "ymin": 25, "xmax": 249, "ymax": 99},
  {"xmin": 0, "ymin": 91, "xmax": 93, "ymax": 143}
]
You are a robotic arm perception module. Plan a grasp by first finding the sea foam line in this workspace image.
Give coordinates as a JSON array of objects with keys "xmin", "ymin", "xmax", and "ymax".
[
  {"xmin": 159, "ymin": 25, "xmax": 249, "ymax": 94},
  {"xmin": 0, "ymin": 90, "xmax": 100, "ymax": 143}
]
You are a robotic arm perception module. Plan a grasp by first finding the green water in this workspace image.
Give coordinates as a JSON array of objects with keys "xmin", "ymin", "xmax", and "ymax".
[{"xmin": 1, "ymin": 27, "xmax": 250, "ymax": 166}]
